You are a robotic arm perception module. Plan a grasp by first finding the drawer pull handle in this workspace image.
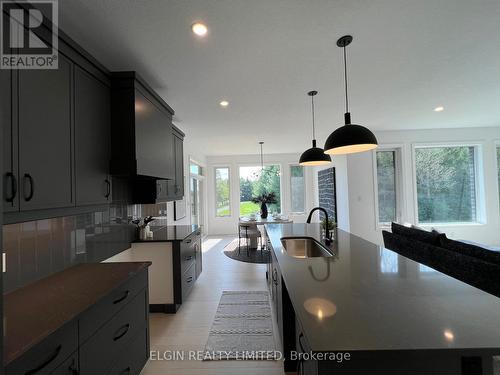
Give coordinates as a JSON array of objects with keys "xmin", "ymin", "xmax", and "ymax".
[
  {"xmin": 185, "ymin": 239, "xmax": 192, "ymax": 244},
  {"xmin": 105, "ymin": 179, "xmax": 111, "ymax": 198},
  {"xmin": 185, "ymin": 255, "xmax": 193, "ymax": 261},
  {"xmin": 23, "ymin": 173, "xmax": 34, "ymax": 202},
  {"xmin": 113, "ymin": 323, "xmax": 130, "ymax": 341},
  {"xmin": 25, "ymin": 345, "xmax": 62, "ymax": 375},
  {"xmin": 298, "ymin": 332, "xmax": 306, "ymax": 352},
  {"xmin": 119, "ymin": 367, "xmax": 131, "ymax": 375},
  {"xmin": 186, "ymin": 276, "xmax": 193, "ymax": 283},
  {"xmin": 5, "ymin": 172, "xmax": 17, "ymax": 202},
  {"xmin": 113, "ymin": 290, "xmax": 130, "ymax": 304}
]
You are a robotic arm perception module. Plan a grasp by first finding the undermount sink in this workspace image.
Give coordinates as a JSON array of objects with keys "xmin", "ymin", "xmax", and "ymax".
[{"xmin": 280, "ymin": 237, "xmax": 333, "ymax": 258}]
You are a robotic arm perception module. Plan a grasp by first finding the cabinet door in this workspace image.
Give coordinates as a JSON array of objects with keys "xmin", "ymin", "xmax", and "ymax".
[
  {"xmin": 134, "ymin": 89, "xmax": 173, "ymax": 179},
  {"xmin": 74, "ymin": 66, "xmax": 111, "ymax": 205},
  {"xmin": 1, "ymin": 69, "xmax": 18, "ymax": 212},
  {"xmin": 18, "ymin": 55, "xmax": 73, "ymax": 211},
  {"xmin": 173, "ymin": 134, "xmax": 184, "ymax": 198},
  {"xmin": 194, "ymin": 237, "xmax": 202, "ymax": 279}
]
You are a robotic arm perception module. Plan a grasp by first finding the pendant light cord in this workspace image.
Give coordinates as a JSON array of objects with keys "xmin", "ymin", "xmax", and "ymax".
[
  {"xmin": 259, "ymin": 142, "xmax": 264, "ymax": 169},
  {"xmin": 343, "ymin": 44, "xmax": 349, "ymax": 114},
  {"xmin": 311, "ymin": 94, "xmax": 316, "ymax": 140}
]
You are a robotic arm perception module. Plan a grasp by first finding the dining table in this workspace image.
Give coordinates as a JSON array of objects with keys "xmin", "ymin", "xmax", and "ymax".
[{"xmin": 239, "ymin": 215, "xmax": 293, "ymax": 249}]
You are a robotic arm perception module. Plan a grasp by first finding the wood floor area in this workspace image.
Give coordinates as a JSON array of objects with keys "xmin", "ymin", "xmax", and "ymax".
[{"xmin": 141, "ymin": 236, "xmax": 285, "ymax": 375}]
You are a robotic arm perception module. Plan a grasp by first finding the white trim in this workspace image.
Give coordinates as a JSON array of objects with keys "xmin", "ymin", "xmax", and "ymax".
[
  {"xmin": 495, "ymin": 141, "xmax": 500, "ymax": 214},
  {"xmin": 411, "ymin": 142, "xmax": 485, "ymax": 226}
]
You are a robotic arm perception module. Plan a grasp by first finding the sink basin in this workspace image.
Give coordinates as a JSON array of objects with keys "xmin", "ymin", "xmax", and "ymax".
[{"xmin": 280, "ymin": 237, "xmax": 333, "ymax": 258}]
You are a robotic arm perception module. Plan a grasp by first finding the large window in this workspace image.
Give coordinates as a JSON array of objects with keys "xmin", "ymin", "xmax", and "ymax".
[
  {"xmin": 415, "ymin": 146, "xmax": 478, "ymax": 224},
  {"xmin": 239, "ymin": 165, "xmax": 281, "ymax": 215},
  {"xmin": 215, "ymin": 167, "xmax": 230, "ymax": 217},
  {"xmin": 376, "ymin": 150, "xmax": 399, "ymax": 225},
  {"xmin": 290, "ymin": 165, "xmax": 305, "ymax": 213}
]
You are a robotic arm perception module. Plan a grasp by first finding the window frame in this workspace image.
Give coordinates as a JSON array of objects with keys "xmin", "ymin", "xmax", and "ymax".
[
  {"xmin": 372, "ymin": 146, "xmax": 404, "ymax": 229},
  {"xmin": 289, "ymin": 164, "xmax": 306, "ymax": 214},
  {"xmin": 214, "ymin": 166, "xmax": 232, "ymax": 218},
  {"xmin": 411, "ymin": 142, "xmax": 485, "ymax": 226}
]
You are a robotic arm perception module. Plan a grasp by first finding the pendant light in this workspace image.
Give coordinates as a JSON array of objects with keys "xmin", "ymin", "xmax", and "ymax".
[
  {"xmin": 252, "ymin": 141, "xmax": 265, "ymax": 179},
  {"xmin": 324, "ymin": 35, "xmax": 378, "ymax": 155},
  {"xmin": 299, "ymin": 91, "xmax": 332, "ymax": 166}
]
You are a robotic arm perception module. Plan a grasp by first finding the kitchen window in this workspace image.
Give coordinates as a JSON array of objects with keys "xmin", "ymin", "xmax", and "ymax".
[
  {"xmin": 290, "ymin": 165, "xmax": 305, "ymax": 213},
  {"xmin": 375, "ymin": 149, "xmax": 401, "ymax": 226},
  {"xmin": 415, "ymin": 145, "xmax": 479, "ymax": 224},
  {"xmin": 215, "ymin": 167, "xmax": 231, "ymax": 217}
]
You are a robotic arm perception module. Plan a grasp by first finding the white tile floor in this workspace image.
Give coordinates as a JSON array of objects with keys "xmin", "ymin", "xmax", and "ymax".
[{"xmin": 141, "ymin": 236, "xmax": 286, "ymax": 375}]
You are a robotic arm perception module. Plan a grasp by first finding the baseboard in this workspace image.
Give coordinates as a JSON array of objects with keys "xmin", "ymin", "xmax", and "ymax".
[{"xmin": 149, "ymin": 303, "xmax": 179, "ymax": 313}]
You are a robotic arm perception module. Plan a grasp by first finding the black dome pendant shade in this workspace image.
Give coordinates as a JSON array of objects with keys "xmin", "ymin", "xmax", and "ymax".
[
  {"xmin": 299, "ymin": 91, "xmax": 332, "ymax": 166},
  {"xmin": 324, "ymin": 35, "xmax": 378, "ymax": 155}
]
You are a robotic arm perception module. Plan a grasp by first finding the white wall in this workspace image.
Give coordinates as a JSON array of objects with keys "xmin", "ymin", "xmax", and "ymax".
[{"xmin": 347, "ymin": 126, "xmax": 500, "ymax": 246}]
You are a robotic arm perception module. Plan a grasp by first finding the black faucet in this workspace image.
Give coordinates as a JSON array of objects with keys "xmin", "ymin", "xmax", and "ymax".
[{"xmin": 306, "ymin": 207, "xmax": 331, "ymax": 243}]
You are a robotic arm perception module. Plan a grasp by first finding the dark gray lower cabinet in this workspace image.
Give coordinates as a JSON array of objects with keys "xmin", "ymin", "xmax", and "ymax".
[
  {"xmin": 177, "ymin": 230, "xmax": 202, "ymax": 304},
  {"xmin": 5, "ymin": 265, "xmax": 150, "ymax": 375},
  {"xmin": 296, "ymin": 319, "xmax": 318, "ymax": 375}
]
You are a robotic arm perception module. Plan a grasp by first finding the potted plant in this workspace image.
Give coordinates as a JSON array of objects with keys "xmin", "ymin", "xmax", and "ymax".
[{"xmin": 251, "ymin": 192, "xmax": 277, "ymax": 219}]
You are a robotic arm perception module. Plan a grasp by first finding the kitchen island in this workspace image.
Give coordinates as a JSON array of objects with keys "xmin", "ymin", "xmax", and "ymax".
[{"xmin": 264, "ymin": 223, "xmax": 500, "ymax": 375}]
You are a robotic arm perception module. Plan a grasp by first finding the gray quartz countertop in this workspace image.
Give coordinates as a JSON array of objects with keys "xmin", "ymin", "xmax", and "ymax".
[
  {"xmin": 265, "ymin": 223, "xmax": 500, "ymax": 352},
  {"xmin": 133, "ymin": 224, "xmax": 200, "ymax": 242}
]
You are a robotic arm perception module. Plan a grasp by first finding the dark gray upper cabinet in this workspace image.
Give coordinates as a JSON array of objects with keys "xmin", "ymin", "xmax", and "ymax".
[
  {"xmin": 18, "ymin": 55, "xmax": 74, "ymax": 211},
  {"xmin": 74, "ymin": 66, "xmax": 111, "ymax": 205},
  {"xmin": 110, "ymin": 72, "xmax": 175, "ymax": 180},
  {"xmin": 1, "ymin": 70, "xmax": 17, "ymax": 214},
  {"xmin": 167, "ymin": 126, "xmax": 185, "ymax": 201}
]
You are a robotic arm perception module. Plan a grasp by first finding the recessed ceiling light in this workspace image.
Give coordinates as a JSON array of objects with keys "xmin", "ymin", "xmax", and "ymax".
[
  {"xmin": 434, "ymin": 106, "xmax": 444, "ymax": 112},
  {"xmin": 191, "ymin": 22, "xmax": 208, "ymax": 37},
  {"xmin": 219, "ymin": 100, "xmax": 229, "ymax": 108}
]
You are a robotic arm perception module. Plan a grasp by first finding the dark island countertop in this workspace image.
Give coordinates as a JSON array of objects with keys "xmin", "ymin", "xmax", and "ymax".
[
  {"xmin": 133, "ymin": 224, "xmax": 200, "ymax": 243},
  {"xmin": 3, "ymin": 262, "xmax": 151, "ymax": 366},
  {"xmin": 265, "ymin": 223, "xmax": 500, "ymax": 352}
]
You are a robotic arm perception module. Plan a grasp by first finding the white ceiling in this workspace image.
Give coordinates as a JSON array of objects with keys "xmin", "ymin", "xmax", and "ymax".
[{"xmin": 59, "ymin": 0, "xmax": 500, "ymax": 155}]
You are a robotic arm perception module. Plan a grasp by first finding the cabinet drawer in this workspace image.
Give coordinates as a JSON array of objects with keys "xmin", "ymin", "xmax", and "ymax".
[
  {"xmin": 79, "ymin": 270, "xmax": 147, "ymax": 343},
  {"xmin": 79, "ymin": 289, "xmax": 148, "ymax": 375},
  {"xmin": 181, "ymin": 263, "xmax": 196, "ymax": 303},
  {"xmin": 49, "ymin": 351, "xmax": 78, "ymax": 375},
  {"xmin": 180, "ymin": 242, "xmax": 195, "ymax": 274},
  {"xmin": 106, "ymin": 330, "xmax": 149, "ymax": 375},
  {"xmin": 6, "ymin": 321, "xmax": 78, "ymax": 375}
]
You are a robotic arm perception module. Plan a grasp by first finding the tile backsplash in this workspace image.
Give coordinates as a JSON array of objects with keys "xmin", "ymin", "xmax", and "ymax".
[{"xmin": 2, "ymin": 204, "xmax": 135, "ymax": 293}]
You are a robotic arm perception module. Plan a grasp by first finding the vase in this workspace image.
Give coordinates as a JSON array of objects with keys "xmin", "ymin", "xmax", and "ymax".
[{"xmin": 260, "ymin": 202, "xmax": 268, "ymax": 219}]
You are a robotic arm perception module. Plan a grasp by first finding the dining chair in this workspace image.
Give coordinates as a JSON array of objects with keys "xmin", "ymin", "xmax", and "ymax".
[{"xmin": 238, "ymin": 222, "xmax": 262, "ymax": 256}]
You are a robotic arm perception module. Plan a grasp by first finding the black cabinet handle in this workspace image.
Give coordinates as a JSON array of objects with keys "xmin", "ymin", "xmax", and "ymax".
[
  {"xmin": 113, "ymin": 323, "xmax": 130, "ymax": 341},
  {"xmin": 185, "ymin": 255, "xmax": 193, "ymax": 261},
  {"xmin": 113, "ymin": 290, "xmax": 130, "ymax": 305},
  {"xmin": 23, "ymin": 173, "xmax": 34, "ymax": 201},
  {"xmin": 185, "ymin": 239, "xmax": 192, "ymax": 244},
  {"xmin": 186, "ymin": 276, "xmax": 193, "ymax": 283},
  {"xmin": 119, "ymin": 367, "xmax": 131, "ymax": 375},
  {"xmin": 24, "ymin": 345, "xmax": 62, "ymax": 375},
  {"xmin": 298, "ymin": 332, "xmax": 306, "ymax": 352},
  {"xmin": 105, "ymin": 179, "xmax": 111, "ymax": 199},
  {"xmin": 68, "ymin": 358, "xmax": 78, "ymax": 375},
  {"xmin": 4, "ymin": 172, "xmax": 17, "ymax": 202},
  {"xmin": 272, "ymin": 269, "xmax": 278, "ymax": 284}
]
